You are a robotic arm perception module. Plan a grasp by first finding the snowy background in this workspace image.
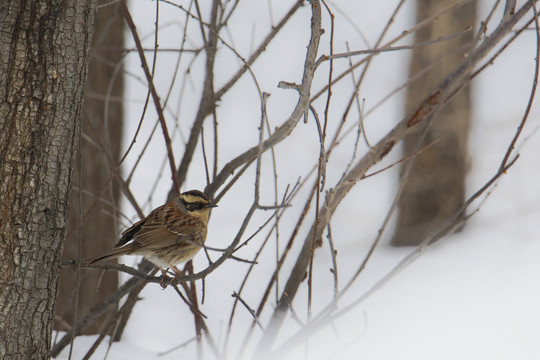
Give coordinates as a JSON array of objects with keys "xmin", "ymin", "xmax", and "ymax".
[{"xmin": 55, "ymin": 0, "xmax": 540, "ymax": 359}]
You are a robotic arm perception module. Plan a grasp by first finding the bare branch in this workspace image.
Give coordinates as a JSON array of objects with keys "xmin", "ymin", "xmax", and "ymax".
[
  {"xmin": 231, "ymin": 292, "xmax": 264, "ymax": 330},
  {"xmin": 121, "ymin": 0, "xmax": 180, "ymax": 196},
  {"xmin": 255, "ymin": 1, "xmax": 538, "ymax": 354},
  {"xmin": 272, "ymin": 156, "xmax": 519, "ymax": 358},
  {"xmin": 316, "ymin": 25, "xmax": 472, "ymax": 65},
  {"xmin": 173, "ymin": 0, "xmax": 221, "ymax": 192},
  {"xmin": 205, "ymin": 0, "xmax": 323, "ymax": 198}
]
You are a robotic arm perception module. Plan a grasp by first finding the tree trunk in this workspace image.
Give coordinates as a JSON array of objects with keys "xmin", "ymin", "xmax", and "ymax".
[
  {"xmin": 55, "ymin": 2, "xmax": 123, "ymax": 335},
  {"xmin": 391, "ymin": 0, "xmax": 475, "ymax": 246},
  {"xmin": 0, "ymin": 1, "xmax": 96, "ymax": 358}
]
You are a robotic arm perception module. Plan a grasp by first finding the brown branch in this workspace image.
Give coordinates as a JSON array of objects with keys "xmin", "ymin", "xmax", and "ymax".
[
  {"xmin": 51, "ymin": 261, "xmax": 155, "ymax": 357},
  {"xmin": 205, "ymin": 0, "xmax": 322, "ymax": 198},
  {"xmin": 236, "ymin": 182, "xmax": 317, "ymax": 359},
  {"xmin": 95, "ymin": 46, "xmax": 202, "ymax": 53},
  {"xmin": 165, "ymin": 0, "xmax": 304, "ymax": 202},
  {"xmin": 311, "ymin": 0, "xmax": 475, "ymax": 102},
  {"xmin": 307, "ymin": 0, "xmax": 334, "ymax": 322},
  {"xmin": 214, "ymin": 0, "xmax": 305, "ymax": 101},
  {"xmin": 499, "ymin": 0, "xmax": 539, "ymax": 169},
  {"xmin": 225, "ymin": 187, "xmax": 295, "ymax": 351},
  {"xmin": 255, "ymin": 1, "xmax": 537, "ymax": 354},
  {"xmin": 82, "ymin": 277, "xmax": 150, "ymax": 359},
  {"xmin": 316, "ymin": 26, "xmax": 472, "ymax": 64},
  {"xmin": 326, "ymin": 223, "xmax": 338, "ymax": 298},
  {"xmin": 172, "ymin": 0, "xmax": 220, "ymax": 194},
  {"xmin": 231, "ymin": 292, "xmax": 263, "ymax": 330},
  {"xmin": 272, "ymin": 156, "xmax": 520, "ymax": 359},
  {"xmin": 121, "ymin": 0, "xmax": 180, "ymax": 196},
  {"xmin": 182, "ymin": 261, "xmax": 204, "ymax": 359},
  {"xmin": 272, "ymin": 14, "xmax": 537, "ymax": 337},
  {"xmin": 362, "ymin": 138, "xmax": 440, "ymax": 179}
]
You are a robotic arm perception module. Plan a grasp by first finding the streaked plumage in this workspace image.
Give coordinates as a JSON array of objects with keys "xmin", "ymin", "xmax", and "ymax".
[{"xmin": 89, "ymin": 190, "xmax": 216, "ymax": 273}]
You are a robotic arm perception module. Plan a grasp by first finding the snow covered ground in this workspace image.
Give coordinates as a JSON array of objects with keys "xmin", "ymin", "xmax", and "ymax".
[{"xmin": 55, "ymin": 1, "xmax": 540, "ymax": 359}]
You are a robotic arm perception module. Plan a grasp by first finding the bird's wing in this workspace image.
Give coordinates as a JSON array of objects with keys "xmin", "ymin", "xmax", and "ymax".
[
  {"xmin": 130, "ymin": 203, "xmax": 203, "ymax": 250},
  {"xmin": 114, "ymin": 217, "xmax": 147, "ymax": 248}
]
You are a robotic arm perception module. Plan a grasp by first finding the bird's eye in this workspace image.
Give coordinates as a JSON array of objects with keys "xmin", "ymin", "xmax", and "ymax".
[{"xmin": 186, "ymin": 202, "xmax": 206, "ymax": 211}]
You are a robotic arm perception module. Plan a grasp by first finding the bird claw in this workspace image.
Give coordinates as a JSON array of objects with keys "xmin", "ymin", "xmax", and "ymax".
[
  {"xmin": 159, "ymin": 268, "xmax": 173, "ymax": 288},
  {"xmin": 158, "ymin": 265, "xmax": 184, "ymax": 288},
  {"xmin": 169, "ymin": 264, "xmax": 183, "ymax": 277}
]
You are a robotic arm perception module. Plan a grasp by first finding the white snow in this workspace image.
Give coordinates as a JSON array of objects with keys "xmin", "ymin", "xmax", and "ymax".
[{"xmin": 54, "ymin": 0, "xmax": 540, "ymax": 359}]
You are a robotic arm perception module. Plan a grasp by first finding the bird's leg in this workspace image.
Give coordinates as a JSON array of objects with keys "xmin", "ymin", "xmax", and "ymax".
[
  {"xmin": 167, "ymin": 262, "xmax": 184, "ymax": 277},
  {"xmin": 159, "ymin": 267, "xmax": 172, "ymax": 288}
]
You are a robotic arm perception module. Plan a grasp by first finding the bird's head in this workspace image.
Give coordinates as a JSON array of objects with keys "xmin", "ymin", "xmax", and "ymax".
[{"xmin": 177, "ymin": 189, "xmax": 217, "ymax": 222}]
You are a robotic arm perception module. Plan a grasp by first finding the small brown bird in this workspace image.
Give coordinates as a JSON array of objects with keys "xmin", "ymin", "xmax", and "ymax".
[{"xmin": 89, "ymin": 190, "xmax": 217, "ymax": 276}]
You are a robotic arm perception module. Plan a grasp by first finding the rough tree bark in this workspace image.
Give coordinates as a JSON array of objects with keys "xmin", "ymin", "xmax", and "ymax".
[
  {"xmin": 0, "ymin": 1, "xmax": 96, "ymax": 358},
  {"xmin": 55, "ymin": 2, "xmax": 123, "ymax": 335},
  {"xmin": 391, "ymin": 0, "xmax": 476, "ymax": 246}
]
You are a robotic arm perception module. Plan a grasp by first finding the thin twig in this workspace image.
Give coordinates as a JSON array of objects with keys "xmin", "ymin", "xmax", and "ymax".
[
  {"xmin": 205, "ymin": 0, "xmax": 322, "ymax": 198},
  {"xmin": 255, "ymin": 1, "xmax": 537, "ymax": 355},
  {"xmin": 231, "ymin": 292, "xmax": 264, "ymax": 330},
  {"xmin": 272, "ymin": 156, "xmax": 519, "ymax": 358},
  {"xmin": 51, "ymin": 261, "xmax": 155, "ymax": 357},
  {"xmin": 499, "ymin": 0, "xmax": 539, "ymax": 169},
  {"xmin": 362, "ymin": 139, "xmax": 440, "ymax": 179},
  {"xmin": 311, "ymin": 0, "xmax": 474, "ymax": 102},
  {"xmin": 326, "ymin": 223, "xmax": 338, "ymax": 298},
  {"xmin": 172, "ymin": 283, "xmax": 208, "ymax": 319},
  {"xmin": 121, "ymin": 0, "xmax": 180, "ymax": 196},
  {"xmin": 316, "ymin": 26, "xmax": 472, "ymax": 65},
  {"xmin": 158, "ymin": 336, "xmax": 199, "ymax": 357},
  {"xmin": 215, "ymin": 0, "xmax": 305, "ymax": 101},
  {"xmin": 173, "ymin": 0, "xmax": 220, "ymax": 192}
]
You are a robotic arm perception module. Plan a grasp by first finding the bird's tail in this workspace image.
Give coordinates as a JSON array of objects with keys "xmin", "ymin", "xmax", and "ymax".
[{"xmin": 88, "ymin": 246, "xmax": 131, "ymax": 264}]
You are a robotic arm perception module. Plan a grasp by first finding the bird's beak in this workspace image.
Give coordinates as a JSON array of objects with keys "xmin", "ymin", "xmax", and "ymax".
[{"xmin": 207, "ymin": 203, "xmax": 218, "ymax": 208}]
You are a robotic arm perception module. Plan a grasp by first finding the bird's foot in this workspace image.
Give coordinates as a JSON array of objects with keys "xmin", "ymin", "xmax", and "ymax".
[
  {"xmin": 167, "ymin": 262, "xmax": 184, "ymax": 277},
  {"xmin": 159, "ymin": 268, "xmax": 173, "ymax": 288}
]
